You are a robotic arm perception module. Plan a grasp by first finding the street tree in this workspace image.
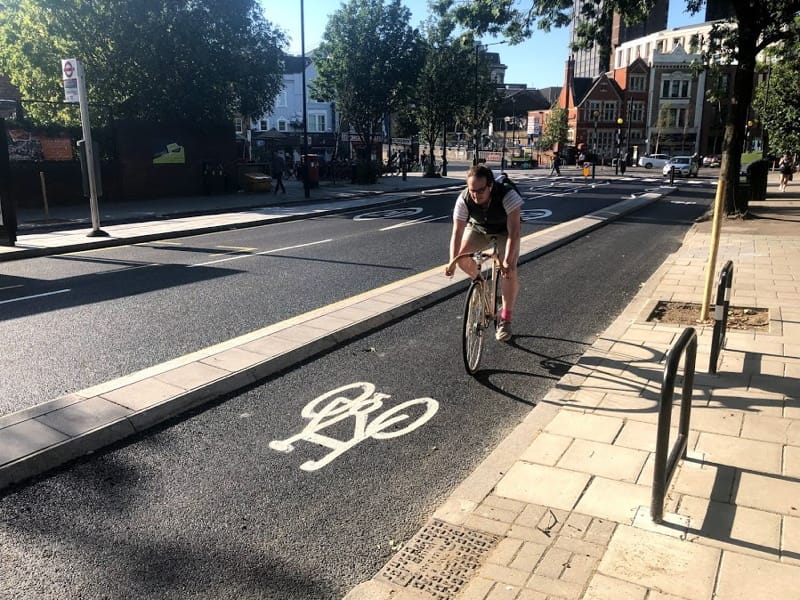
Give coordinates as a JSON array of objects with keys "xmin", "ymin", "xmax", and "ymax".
[
  {"xmin": 411, "ymin": 20, "xmax": 476, "ymax": 175},
  {"xmin": 538, "ymin": 107, "xmax": 567, "ymax": 155},
  {"xmin": 434, "ymin": 0, "xmax": 800, "ymax": 216},
  {"xmin": 0, "ymin": 0, "xmax": 286, "ymax": 127},
  {"xmin": 311, "ymin": 0, "xmax": 422, "ymax": 180},
  {"xmin": 753, "ymin": 45, "xmax": 800, "ymax": 158}
]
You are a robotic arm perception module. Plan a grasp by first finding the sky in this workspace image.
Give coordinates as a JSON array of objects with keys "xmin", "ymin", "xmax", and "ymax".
[{"xmin": 259, "ymin": 0, "xmax": 707, "ymax": 89}]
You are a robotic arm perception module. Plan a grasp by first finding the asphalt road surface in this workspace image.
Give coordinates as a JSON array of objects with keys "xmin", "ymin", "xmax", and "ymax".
[
  {"xmin": 0, "ymin": 175, "xmax": 693, "ymax": 415},
  {"xmin": 0, "ymin": 188, "xmax": 713, "ymax": 600}
]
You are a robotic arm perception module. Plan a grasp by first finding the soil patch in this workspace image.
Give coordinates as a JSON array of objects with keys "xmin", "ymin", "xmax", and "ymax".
[{"xmin": 647, "ymin": 301, "xmax": 769, "ymax": 331}]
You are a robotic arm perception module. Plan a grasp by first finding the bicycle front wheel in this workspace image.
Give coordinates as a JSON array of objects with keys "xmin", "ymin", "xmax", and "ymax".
[{"xmin": 462, "ymin": 280, "xmax": 486, "ymax": 374}]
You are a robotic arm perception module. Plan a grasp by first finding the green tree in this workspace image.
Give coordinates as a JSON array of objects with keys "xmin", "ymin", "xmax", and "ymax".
[
  {"xmin": 434, "ymin": 0, "xmax": 800, "ymax": 216},
  {"xmin": 753, "ymin": 46, "xmax": 800, "ymax": 158},
  {"xmin": 311, "ymin": 0, "xmax": 422, "ymax": 178},
  {"xmin": 0, "ymin": 0, "xmax": 286, "ymax": 126},
  {"xmin": 411, "ymin": 20, "xmax": 476, "ymax": 175},
  {"xmin": 538, "ymin": 106, "xmax": 567, "ymax": 153}
]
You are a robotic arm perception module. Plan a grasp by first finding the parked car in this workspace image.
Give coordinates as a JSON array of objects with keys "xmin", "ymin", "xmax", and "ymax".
[
  {"xmin": 703, "ymin": 155, "xmax": 721, "ymax": 167},
  {"xmin": 638, "ymin": 153, "xmax": 670, "ymax": 169},
  {"xmin": 662, "ymin": 156, "xmax": 699, "ymax": 177}
]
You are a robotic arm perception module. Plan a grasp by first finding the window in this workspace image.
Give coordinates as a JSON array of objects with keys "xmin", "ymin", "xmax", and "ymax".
[
  {"xmin": 276, "ymin": 90, "xmax": 288, "ymax": 108},
  {"xmin": 602, "ymin": 101, "xmax": 617, "ymax": 121},
  {"xmin": 665, "ymin": 108, "xmax": 688, "ymax": 127},
  {"xmin": 277, "ymin": 119, "xmax": 288, "ymax": 132},
  {"xmin": 234, "ymin": 118, "xmax": 243, "ymax": 134},
  {"xmin": 661, "ymin": 78, "xmax": 691, "ymax": 98},
  {"xmin": 587, "ymin": 101, "xmax": 602, "ymax": 121},
  {"xmin": 629, "ymin": 74, "xmax": 645, "ymax": 91},
  {"xmin": 628, "ymin": 100, "xmax": 644, "ymax": 123},
  {"xmin": 308, "ymin": 112, "xmax": 326, "ymax": 132},
  {"xmin": 260, "ymin": 119, "xmax": 268, "ymax": 131}
]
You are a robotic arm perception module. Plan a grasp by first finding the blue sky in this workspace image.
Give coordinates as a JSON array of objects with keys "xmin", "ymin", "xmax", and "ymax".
[{"xmin": 259, "ymin": 0, "xmax": 706, "ymax": 88}]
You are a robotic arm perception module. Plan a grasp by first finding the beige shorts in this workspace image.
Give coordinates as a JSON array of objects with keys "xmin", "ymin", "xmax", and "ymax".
[{"xmin": 463, "ymin": 226, "xmax": 507, "ymax": 261}]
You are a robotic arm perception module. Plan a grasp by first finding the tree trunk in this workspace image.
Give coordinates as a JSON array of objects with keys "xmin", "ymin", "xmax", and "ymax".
[{"xmin": 722, "ymin": 8, "xmax": 760, "ymax": 216}]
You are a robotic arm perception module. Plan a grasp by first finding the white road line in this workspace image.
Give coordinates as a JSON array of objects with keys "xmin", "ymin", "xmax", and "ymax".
[
  {"xmin": 379, "ymin": 215, "xmax": 448, "ymax": 231},
  {"xmin": 190, "ymin": 239, "xmax": 333, "ymax": 267},
  {"xmin": 0, "ymin": 284, "xmax": 24, "ymax": 292},
  {"xmin": 0, "ymin": 289, "xmax": 71, "ymax": 305}
]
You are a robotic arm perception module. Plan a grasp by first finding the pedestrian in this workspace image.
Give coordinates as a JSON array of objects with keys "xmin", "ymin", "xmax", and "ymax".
[
  {"xmin": 445, "ymin": 165, "xmax": 523, "ymax": 342},
  {"xmin": 778, "ymin": 153, "xmax": 793, "ymax": 192},
  {"xmin": 549, "ymin": 152, "xmax": 561, "ymax": 176},
  {"xmin": 271, "ymin": 151, "xmax": 287, "ymax": 194}
]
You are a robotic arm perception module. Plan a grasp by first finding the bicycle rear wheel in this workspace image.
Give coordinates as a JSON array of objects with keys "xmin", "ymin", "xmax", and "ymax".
[{"xmin": 462, "ymin": 280, "xmax": 486, "ymax": 374}]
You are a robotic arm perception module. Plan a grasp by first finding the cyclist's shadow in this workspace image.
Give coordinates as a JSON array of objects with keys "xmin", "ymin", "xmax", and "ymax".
[{"xmin": 469, "ymin": 334, "xmax": 586, "ymax": 405}]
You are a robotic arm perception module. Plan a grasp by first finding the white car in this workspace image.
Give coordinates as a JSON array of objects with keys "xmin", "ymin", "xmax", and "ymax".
[
  {"xmin": 662, "ymin": 156, "xmax": 699, "ymax": 177},
  {"xmin": 638, "ymin": 154, "xmax": 670, "ymax": 169}
]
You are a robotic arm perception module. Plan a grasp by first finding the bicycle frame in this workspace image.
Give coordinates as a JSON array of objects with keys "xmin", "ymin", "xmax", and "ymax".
[{"xmin": 447, "ymin": 238, "xmax": 504, "ymax": 373}]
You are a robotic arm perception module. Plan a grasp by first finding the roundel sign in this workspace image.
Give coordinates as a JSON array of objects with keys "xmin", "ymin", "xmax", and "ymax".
[{"xmin": 61, "ymin": 58, "xmax": 78, "ymax": 80}]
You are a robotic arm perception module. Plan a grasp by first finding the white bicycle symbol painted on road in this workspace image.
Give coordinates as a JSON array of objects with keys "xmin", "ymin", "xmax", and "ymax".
[
  {"xmin": 520, "ymin": 208, "xmax": 553, "ymax": 222},
  {"xmin": 269, "ymin": 382, "xmax": 439, "ymax": 471},
  {"xmin": 353, "ymin": 207, "xmax": 423, "ymax": 220}
]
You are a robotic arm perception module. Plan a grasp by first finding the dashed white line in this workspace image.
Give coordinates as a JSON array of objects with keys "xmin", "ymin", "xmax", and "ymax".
[
  {"xmin": 379, "ymin": 215, "xmax": 448, "ymax": 231},
  {"xmin": 190, "ymin": 239, "xmax": 333, "ymax": 267},
  {"xmin": 0, "ymin": 289, "xmax": 72, "ymax": 305}
]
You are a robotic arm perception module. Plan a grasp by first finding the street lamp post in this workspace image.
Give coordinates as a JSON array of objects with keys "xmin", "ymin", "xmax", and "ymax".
[
  {"xmin": 615, "ymin": 117, "xmax": 624, "ymax": 175},
  {"xmin": 502, "ymin": 116, "xmax": 510, "ymax": 171}
]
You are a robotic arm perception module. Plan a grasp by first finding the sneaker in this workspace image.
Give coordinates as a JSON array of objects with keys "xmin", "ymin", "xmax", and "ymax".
[{"xmin": 496, "ymin": 320, "xmax": 512, "ymax": 342}]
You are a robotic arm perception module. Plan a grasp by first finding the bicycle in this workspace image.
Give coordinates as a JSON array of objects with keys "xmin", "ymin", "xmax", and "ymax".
[{"xmin": 446, "ymin": 237, "xmax": 504, "ymax": 374}]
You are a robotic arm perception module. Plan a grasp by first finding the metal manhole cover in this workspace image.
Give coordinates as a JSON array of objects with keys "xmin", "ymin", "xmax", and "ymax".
[{"xmin": 376, "ymin": 519, "xmax": 500, "ymax": 599}]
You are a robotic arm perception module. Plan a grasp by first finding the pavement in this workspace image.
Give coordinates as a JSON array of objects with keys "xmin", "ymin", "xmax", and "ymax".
[{"xmin": 2, "ymin": 166, "xmax": 799, "ymax": 599}]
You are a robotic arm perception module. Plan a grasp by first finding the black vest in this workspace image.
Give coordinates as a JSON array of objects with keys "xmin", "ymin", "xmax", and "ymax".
[{"xmin": 462, "ymin": 181, "xmax": 513, "ymax": 235}]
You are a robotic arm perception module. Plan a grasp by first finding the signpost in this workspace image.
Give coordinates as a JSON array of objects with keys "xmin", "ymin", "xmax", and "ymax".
[{"xmin": 61, "ymin": 58, "xmax": 106, "ymax": 236}]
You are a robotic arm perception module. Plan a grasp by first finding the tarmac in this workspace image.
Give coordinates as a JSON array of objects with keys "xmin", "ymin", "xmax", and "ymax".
[{"xmin": 1, "ymin": 165, "xmax": 799, "ymax": 599}]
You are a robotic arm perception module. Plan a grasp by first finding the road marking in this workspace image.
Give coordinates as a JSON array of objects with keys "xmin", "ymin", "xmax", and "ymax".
[
  {"xmin": 0, "ymin": 284, "xmax": 23, "ymax": 292},
  {"xmin": 380, "ymin": 214, "xmax": 448, "ymax": 231},
  {"xmin": 520, "ymin": 209, "xmax": 553, "ymax": 222},
  {"xmin": 270, "ymin": 382, "xmax": 439, "ymax": 471},
  {"xmin": 354, "ymin": 207, "xmax": 423, "ymax": 220},
  {"xmin": 190, "ymin": 238, "xmax": 333, "ymax": 267},
  {"xmin": 0, "ymin": 289, "xmax": 71, "ymax": 305}
]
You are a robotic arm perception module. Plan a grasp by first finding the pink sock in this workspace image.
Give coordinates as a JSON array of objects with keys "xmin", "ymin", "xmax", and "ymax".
[{"xmin": 500, "ymin": 308, "xmax": 512, "ymax": 322}]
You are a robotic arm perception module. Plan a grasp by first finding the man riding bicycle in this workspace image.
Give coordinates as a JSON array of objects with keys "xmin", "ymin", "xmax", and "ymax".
[{"xmin": 445, "ymin": 164, "xmax": 523, "ymax": 341}]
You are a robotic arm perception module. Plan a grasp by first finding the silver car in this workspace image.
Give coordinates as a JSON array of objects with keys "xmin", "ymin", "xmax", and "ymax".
[{"xmin": 662, "ymin": 156, "xmax": 699, "ymax": 177}]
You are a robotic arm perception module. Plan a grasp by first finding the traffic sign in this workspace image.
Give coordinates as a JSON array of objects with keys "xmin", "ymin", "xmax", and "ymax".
[{"xmin": 61, "ymin": 58, "xmax": 77, "ymax": 80}]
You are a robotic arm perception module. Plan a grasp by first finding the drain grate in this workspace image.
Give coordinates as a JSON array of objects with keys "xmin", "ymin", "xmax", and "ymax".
[{"xmin": 377, "ymin": 519, "xmax": 500, "ymax": 599}]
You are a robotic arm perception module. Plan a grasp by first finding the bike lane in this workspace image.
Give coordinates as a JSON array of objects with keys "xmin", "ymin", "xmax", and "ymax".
[{"xmin": 0, "ymin": 192, "xmax": 713, "ymax": 600}]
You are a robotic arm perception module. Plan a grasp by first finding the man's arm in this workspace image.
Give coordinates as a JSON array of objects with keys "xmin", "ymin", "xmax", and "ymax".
[{"xmin": 445, "ymin": 218, "xmax": 467, "ymax": 276}]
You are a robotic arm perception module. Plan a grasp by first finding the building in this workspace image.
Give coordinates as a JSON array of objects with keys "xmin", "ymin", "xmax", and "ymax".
[
  {"xmin": 571, "ymin": 0, "xmax": 668, "ymax": 78},
  {"xmin": 245, "ymin": 54, "xmax": 337, "ymax": 164}
]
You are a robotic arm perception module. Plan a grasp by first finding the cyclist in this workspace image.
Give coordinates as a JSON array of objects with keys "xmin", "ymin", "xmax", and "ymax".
[{"xmin": 445, "ymin": 164, "xmax": 523, "ymax": 341}]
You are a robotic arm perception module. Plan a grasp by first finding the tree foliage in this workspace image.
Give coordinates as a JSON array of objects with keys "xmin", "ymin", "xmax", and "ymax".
[
  {"xmin": 753, "ymin": 43, "xmax": 800, "ymax": 157},
  {"xmin": 436, "ymin": 0, "xmax": 800, "ymax": 215},
  {"xmin": 311, "ymin": 0, "xmax": 422, "ymax": 167},
  {"xmin": 0, "ymin": 0, "xmax": 286, "ymax": 126},
  {"xmin": 539, "ymin": 106, "xmax": 567, "ymax": 152},
  {"xmin": 410, "ymin": 17, "xmax": 491, "ymax": 172}
]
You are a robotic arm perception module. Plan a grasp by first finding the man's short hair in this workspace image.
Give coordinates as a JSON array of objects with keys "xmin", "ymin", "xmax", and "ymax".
[{"xmin": 467, "ymin": 164, "xmax": 494, "ymax": 186}]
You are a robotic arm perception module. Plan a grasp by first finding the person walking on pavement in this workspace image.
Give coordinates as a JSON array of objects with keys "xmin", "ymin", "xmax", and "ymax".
[
  {"xmin": 778, "ymin": 153, "xmax": 794, "ymax": 192},
  {"xmin": 271, "ymin": 151, "xmax": 287, "ymax": 194},
  {"xmin": 549, "ymin": 152, "xmax": 561, "ymax": 176},
  {"xmin": 445, "ymin": 164, "xmax": 523, "ymax": 342}
]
